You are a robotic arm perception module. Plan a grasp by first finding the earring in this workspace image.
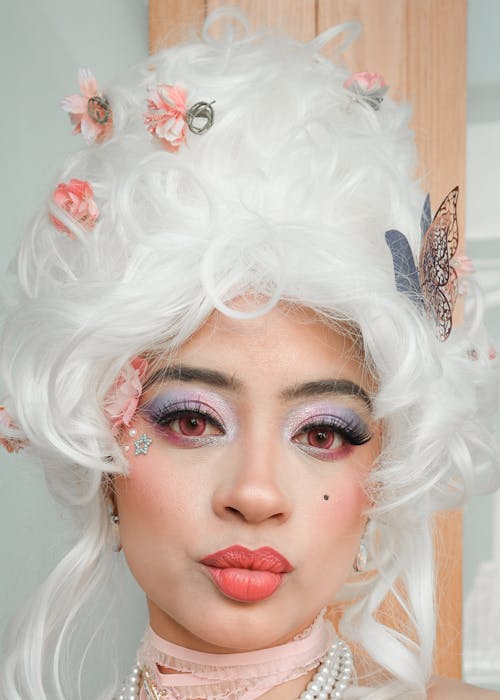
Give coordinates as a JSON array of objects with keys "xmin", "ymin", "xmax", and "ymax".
[
  {"xmin": 353, "ymin": 533, "xmax": 368, "ymax": 573},
  {"xmin": 110, "ymin": 510, "xmax": 122, "ymax": 553}
]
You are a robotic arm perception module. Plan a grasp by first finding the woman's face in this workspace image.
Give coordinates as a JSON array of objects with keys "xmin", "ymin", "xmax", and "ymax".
[{"xmin": 114, "ymin": 305, "xmax": 381, "ymax": 652}]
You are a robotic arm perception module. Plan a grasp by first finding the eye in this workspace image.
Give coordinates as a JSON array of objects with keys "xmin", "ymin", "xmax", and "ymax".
[
  {"xmin": 145, "ymin": 399, "xmax": 226, "ymax": 445},
  {"xmin": 167, "ymin": 410, "xmax": 223, "ymax": 437},
  {"xmin": 293, "ymin": 425, "xmax": 345, "ymax": 451},
  {"xmin": 290, "ymin": 412, "xmax": 372, "ymax": 460}
]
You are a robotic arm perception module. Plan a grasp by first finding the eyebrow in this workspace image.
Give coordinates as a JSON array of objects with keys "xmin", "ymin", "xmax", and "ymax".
[
  {"xmin": 280, "ymin": 379, "xmax": 372, "ymax": 410},
  {"xmin": 143, "ymin": 365, "xmax": 243, "ymax": 393},
  {"xmin": 143, "ymin": 365, "xmax": 372, "ymax": 410}
]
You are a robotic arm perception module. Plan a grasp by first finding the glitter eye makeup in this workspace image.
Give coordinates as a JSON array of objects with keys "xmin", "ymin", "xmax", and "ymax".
[
  {"xmin": 288, "ymin": 404, "xmax": 372, "ymax": 461},
  {"xmin": 141, "ymin": 389, "xmax": 236, "ymax": 448},
  {"xmin": 138, "ymin": 386, "xmax": 372, "ymax": 458}
]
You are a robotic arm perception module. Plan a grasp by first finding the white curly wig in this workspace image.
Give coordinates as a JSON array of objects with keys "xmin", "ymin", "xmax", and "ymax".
[{"xmin": 1, "ymin": 9, "xmax": 499, "ymax": 700}]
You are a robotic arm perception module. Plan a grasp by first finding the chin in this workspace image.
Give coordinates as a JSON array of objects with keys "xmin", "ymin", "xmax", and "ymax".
[{"xmin": 184, "ymin": 599, "xmax": 320, "ymax": 652}]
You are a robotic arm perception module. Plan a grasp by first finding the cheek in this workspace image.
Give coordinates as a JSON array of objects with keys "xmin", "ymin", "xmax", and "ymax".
[
  {"xmin": 321, "ymin": 433, "xmax": 380, "ymax": 529},
  {"xmin": 299, "ymin": 468, "xmax": 369, "ymax": 602},
  {"xmin": 115, "ymin": 448, "xmax": 201, "ymax": 540},
  {"xmin": 319, "ymin": 470, "xmax": 368, "ymax": 533},
  {"xmin": 118, "ymin": 452, "xmax": 169, "ymax": 518},
  {"xmin": 114, "ymin": 448, "xmax": 208, "ymax": 592}
]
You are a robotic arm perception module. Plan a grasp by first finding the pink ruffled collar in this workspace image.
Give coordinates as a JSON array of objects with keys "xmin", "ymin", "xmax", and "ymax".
[{"xmin": 137, "ymin": 609, "xmax": 336, "ymax": 700}]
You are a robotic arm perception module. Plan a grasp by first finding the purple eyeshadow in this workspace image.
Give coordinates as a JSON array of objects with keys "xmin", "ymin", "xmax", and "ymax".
[
  {"xmin": 142, "ymin": 388, "xmax": 237, "ymax": 438},
  {"xmin": 286, "ymin": 403, "xmax": 371, "ymax": 445}
]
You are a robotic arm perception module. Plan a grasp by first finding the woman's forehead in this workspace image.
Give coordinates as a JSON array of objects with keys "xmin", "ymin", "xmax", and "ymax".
[
  {"xmin": 144, "ymin": 305, "xmax": 375, "ymax": 400},
  {"xmin": 185, "ymin": 304, "xmax": 357, "ymax": 343}
]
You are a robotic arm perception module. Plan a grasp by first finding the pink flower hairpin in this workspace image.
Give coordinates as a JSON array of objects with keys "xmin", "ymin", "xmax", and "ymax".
[
  {"xmin": 452, "ymin": 254, "xmax": 474, "ymax": 295},
  {"xmin": 0, "ymin": 406, "xmax": 27, "ymax": 454},
  {"xmin": 144, "ymin": 84, "xmax": 214, "ymax": 151},
  {"xmin": 104, "ymin": 357, "xmax": 148, "ymax": 434},
  {"xmin": 468, "ymin": 345, "xmax": 497, "ymax": 362},
  {"xmin": 344, "ymin": 71, "xmax": 389, "ymax": 110},
  {"xmin": 61, "ymin": 68, "xmax": 113, "ymax": 144},
  {"xmin": 49, "ymin": 179, "xmax": 99, "ymax": 238}
]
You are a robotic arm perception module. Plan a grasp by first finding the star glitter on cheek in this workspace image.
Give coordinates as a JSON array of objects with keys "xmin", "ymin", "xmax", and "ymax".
[{"xmin": 134, "ymin": 433, "xmax": 153, "ymax": 455}]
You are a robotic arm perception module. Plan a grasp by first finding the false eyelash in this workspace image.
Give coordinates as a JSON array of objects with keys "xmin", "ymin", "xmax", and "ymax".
[
  {"xmin": 297, "ymin": 416, "xmax": 372, "ymax": 446},
  {"xmin": 146, "ymin": 400, "xmax": 225, "ymax": 432}
]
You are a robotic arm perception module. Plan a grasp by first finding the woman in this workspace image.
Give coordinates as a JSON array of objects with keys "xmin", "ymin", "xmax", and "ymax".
[{"xmin": 1, "ymin": 10, "xmax": 498, "ymax": 700}]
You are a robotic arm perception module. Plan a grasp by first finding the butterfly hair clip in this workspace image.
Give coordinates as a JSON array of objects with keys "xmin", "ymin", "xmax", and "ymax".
[{"xmin": 385, "ymin": 186, "xmax": 462, "ymax": 342}]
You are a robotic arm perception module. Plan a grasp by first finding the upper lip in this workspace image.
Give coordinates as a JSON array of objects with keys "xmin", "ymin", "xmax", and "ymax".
[{"xmin": 200, "ymin": 545, "xmax": 293, "ymax": 573}]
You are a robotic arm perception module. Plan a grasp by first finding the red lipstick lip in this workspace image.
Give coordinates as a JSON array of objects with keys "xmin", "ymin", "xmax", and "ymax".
[
  {"xmin": 200, "ymin": 546, "xmax": 293, "ymax": 602},
  {"xmin": 200, "ymin": 545, "xmax": 293, "ymax": 573}
]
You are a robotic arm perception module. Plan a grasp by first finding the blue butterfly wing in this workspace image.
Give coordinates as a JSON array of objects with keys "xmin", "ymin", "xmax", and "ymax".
[
  {"xmin": 385, "ymin": 229, "xmax": 423, "ymax": 307},
  {"xmin": 420, "ymin": 194, "xmax": 432, "ymax": 238}
]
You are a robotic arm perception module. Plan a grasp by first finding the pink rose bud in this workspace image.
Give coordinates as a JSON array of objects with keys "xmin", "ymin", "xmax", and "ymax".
[
  {"xmin": 61, "ymin": 68, "xmax": 113, "ymax": 144},
  {"xmin": 344, "ymin": 71, "xmax": 387, "ymax": 93},
  {"xmin": 144, "ymin": 84, "xmax": 189, "ymax": 152},
  {"xmin": 104, "ymin": 357, "xmax": 149, "ymax": 434},
  {"xmin": 0, "ymin": 406, "xmax": 27, "ymax": 454},
  {"xmin": 50, "ymin": 178, "xmax": 99, "ymax": 238},
  {"xmin": 453, "ymin": 255, "xmax": 475, "ymax": 277}
]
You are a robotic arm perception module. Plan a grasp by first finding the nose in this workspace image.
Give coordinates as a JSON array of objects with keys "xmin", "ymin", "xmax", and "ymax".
[{"xmin": 211, "ymin": 433, "xmax": 291, "ymax": 525}]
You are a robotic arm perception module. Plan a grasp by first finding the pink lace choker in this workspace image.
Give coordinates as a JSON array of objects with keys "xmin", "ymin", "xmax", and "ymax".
[{"xmin": 136, "ymin": 609, "xmax": 337, "ymax": 700}]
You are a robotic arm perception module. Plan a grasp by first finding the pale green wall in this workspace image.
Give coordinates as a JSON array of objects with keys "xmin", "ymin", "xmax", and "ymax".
[
  {"xmin": 463, "ymin": 0, "xmax": 500, "ymax": 621},
  {"xmin": 0, "ymin": 0, "xmax": 149, "ymax": 694},
  {"xmin": 463, "ymin": 0, "xmax": 500, "ymax": 632}
]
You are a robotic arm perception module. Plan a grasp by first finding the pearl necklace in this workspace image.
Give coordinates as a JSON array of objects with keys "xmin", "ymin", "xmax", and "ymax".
[{"xmin": 113, "ymin": 639, "xmax": 353, "ymax": 700}]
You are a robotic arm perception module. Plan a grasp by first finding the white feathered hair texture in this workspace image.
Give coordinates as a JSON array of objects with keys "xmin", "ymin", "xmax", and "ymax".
[{"xmin": 1, "ymin": 10, "xmax": 499, "ymax": 700}]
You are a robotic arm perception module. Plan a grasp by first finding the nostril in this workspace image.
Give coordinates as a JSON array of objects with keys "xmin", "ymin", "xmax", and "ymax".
[
  {"xmin": 224, "ymin": 505, "xmax": 285, "ymax": 523},
  {"xmin": 215, "ymin": 482, "xmax": 291, "ymax": 524}
]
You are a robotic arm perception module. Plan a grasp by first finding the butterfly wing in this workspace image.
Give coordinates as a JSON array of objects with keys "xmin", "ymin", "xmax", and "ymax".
[
  {"xmin": 420, "ymin": 193, "xmax": 432, "ymax": 238},
  {"xmin": 419, "ymin": 281, "xmax": 455, "ymax": 342},
  {"xmin": 385, "ymin": 229, "xmax": 423, "ymax": 306},
  {"xmin": 418, "ymin": 186, "xmax": 459, "ymax": 341},
  {"xmin": 420, "ymin": 187, "xmax": 459, "ymax": 286}
]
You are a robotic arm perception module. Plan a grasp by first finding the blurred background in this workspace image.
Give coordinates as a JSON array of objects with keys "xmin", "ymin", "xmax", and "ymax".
[{"xmin": 463, "ymin": 0, "xmax": 500, "ymax": 688}]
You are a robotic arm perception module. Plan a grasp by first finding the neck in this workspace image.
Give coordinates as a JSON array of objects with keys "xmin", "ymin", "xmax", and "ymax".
[
  {"xmin": 115, "ymin": 619, "xmax": 354, "ymax": 700},
  {"xmin": 122, "ymin": 610, "xmax": 354, "ymax": 700}
]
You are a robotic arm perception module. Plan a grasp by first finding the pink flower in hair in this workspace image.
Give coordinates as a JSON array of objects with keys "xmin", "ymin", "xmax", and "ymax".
[
  {"xmin": 144, "ymin": 84, "xmax": 188, "ymax": 152},
  {"xmin": 453, "ymin": 255, "xmax": 474, "ymax": 295},
  {"xmin": 61, "ymin": 68, "xmax": 113, "ymax": 144},
  {"xmin": 453, "ymin": 255, "xmax": 475, "ymax": 278},
  {"xmin": 0, "ymin": 406, "xmax": 27, "ymax": 454},
  {"xmin": 50, "ymin": 179, "xmax": 99, "ymax": 238},
  {"xmin": 105, "ymin": 357, "xmax": 149, "ymax": 434},
  {"xmin": 344, "ymin": 71, "xmax": 387, "ymax": 93},
  {"xmin": 344, "ymin": 71, "xmax": 389, "ymax": 109}
]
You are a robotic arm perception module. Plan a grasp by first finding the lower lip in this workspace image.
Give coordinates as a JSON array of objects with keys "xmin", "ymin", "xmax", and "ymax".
[{"xmin": 205, "ymin": 567, "xmax": 284, "ymax": 602}]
